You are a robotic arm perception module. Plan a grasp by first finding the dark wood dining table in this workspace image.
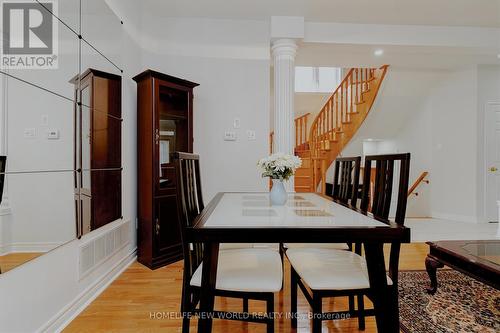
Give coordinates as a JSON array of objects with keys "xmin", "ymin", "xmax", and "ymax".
[{"xmin": 186, "ymin": 192, "xmax": 411, "ymax": 333}]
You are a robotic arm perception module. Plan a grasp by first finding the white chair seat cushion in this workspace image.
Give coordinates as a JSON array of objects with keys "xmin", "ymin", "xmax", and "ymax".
[
  {"xmin": 190, "ymin": 248, "xmax": 283, "ymax": 293},
  {"xmin": 219, "ymin": 243, "xmax": 253, "ymax": 250},
  {"xmin": 219, "ymin": 243, "xmax": 280, "ymax": 251},
  {"xmin": 285, "ymin": 243, "xmax": 350, "ymax": 250},
  {"xmin": 286, "ymin": 248, "xmax": 392, "ymax": 290}
]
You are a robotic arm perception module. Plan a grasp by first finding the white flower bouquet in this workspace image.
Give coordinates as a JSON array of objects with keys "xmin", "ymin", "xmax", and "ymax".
[{"xmin": 257, "ymin": 153, "xmax": 302, "ymax": 181}]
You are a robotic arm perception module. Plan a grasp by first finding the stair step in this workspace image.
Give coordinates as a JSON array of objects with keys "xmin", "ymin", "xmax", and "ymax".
[
  {"xmin": 294, "ymin": 185, "xmax": 314, "ymax": 193},
  {"xmin": 295, "ymin": 177, "xmax": 312, "ymax": 187},
  {"xmin": 295, "ymin": 168, "xmax": 311, "ymax": 177}
]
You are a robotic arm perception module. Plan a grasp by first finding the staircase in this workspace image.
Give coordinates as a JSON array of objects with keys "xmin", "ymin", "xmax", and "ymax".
[
  {"xmin": 306, "ymin": 65, "xmax": 389, "ymax": 193},
  {"xmin": 270, "ymin": 66, "xmax": 389, "ymax": 193}
]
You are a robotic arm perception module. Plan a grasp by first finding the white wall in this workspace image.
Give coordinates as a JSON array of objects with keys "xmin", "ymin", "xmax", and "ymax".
[{"xmin": 429, "ymin": 67, "xmax": 478, "ymax": 221}]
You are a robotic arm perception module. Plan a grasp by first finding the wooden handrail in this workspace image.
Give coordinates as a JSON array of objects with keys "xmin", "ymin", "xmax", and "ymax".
[
  {"xmin": 408, "ymin": 171, "xmax": 429, "ymax": 197},
  {"xmin": 308, "ymin": 65, "xmax": 389, "ymax": 193}
]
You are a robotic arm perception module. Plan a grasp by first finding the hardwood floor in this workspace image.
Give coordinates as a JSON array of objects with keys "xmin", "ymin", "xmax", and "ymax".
[
  {"xmin": 0, "ymin": 252, "xmax": 42, "ymax": 273},
  {"xmin": 64, "ymin": 243, "xmax": 429, "ymax": 333}
]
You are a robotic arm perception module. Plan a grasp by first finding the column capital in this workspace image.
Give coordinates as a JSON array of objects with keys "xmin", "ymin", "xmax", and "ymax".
[{"xmin": 271, "ymin": 39, "xmax": 298, "ymax": 59}]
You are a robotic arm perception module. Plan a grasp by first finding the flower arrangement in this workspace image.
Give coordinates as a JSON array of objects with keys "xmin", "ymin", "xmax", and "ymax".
[{"xmin": 257, "ymin": 153, "xmax": 302, "ymax": 181}]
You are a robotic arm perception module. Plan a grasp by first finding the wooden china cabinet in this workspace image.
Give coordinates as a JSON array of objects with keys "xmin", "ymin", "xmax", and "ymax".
[
  {"xmin": 133, "ymin": 70, "xmax": 199, "ymax": 269},
  {"xmin": 71, "ymin": 69, "xmax": 122, "ymax": 237}
]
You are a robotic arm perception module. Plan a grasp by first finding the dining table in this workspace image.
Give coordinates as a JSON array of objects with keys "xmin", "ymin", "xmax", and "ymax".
[{"xmin": 185, "ymin": 192, "xmax": 411, "ymax": 333}]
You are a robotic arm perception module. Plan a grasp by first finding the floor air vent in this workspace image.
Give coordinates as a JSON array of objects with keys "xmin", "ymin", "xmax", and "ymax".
[{"xmin": 79, "ymin": 221, "xmax": 130, "ymax": 279}]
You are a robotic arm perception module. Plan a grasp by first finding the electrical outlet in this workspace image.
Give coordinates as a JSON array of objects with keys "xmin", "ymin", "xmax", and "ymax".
[{"xmin": 46, "ymin": 129, "xmax": 59, "ymax": 139}]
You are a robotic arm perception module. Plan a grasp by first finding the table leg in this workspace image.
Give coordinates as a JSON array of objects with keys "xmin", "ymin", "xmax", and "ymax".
[
  {"xmin": 425, "ymin": 255, "xmax": 443, "ymax": 295},
  {"xmin": 364, "ymin": 243, "xmax": 399, "ymax": 333},
  {"xmin": 198, "ymin": 242, "xmax": 219, "ymax": 333}
]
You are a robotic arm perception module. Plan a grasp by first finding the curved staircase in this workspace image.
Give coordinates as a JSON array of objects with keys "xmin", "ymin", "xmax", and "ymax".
[{"xmin": 293, "ymin": 66, "xmax": 389, "ymax": 193}]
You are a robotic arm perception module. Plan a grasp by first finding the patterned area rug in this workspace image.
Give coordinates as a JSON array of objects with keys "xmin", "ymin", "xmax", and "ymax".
[{"xmin": 398, "ymin": 270, "xmax": 500, "ymax": 333}]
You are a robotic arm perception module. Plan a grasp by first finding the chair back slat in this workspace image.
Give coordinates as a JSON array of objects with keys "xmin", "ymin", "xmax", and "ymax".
[
  {"xmin": 359, "ymin": 153, "xmax": 410, "ymax": 285},
  {"xmin": 332, "ymin": 156, "xmax": 361, "ymax": 206},
  {"xmin": 361, "ymin": 153, "xmax": 410, "ymax": 225},
  {"xmin": 174, "ymin": 152, "xmax": 204, "ymax": 277}
]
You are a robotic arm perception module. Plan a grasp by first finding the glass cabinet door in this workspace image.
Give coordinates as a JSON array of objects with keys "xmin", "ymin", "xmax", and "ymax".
[
  {"xmin": 81, "ymin": 85, "xmax": 91, "ymax": 192},
  {"xmin": 157, "ymin": 84, "xmax": 189, "ymax": 189}
]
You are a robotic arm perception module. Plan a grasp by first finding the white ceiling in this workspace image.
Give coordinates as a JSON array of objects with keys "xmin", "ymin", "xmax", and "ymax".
[{"xmin": 135, "ymin": 0, "xmax": 500, "ymax": 27}]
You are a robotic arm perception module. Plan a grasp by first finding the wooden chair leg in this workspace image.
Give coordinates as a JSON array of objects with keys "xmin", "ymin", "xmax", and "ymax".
[
  {"xmin": 182, "ymin": 316, "xmax": 190, "ymax": 333},
  {"xmin": 357, "ymin": 294, "xmax": 365, "ymax": 330},
  {"xmin": 267, "ymin": 294, "xmax": 275, "ymax": 333},
  {"xmin": 348, "ymin": 295, "xmax": 355, "ymax": 314},
  {"xmin": 243, "ymin": 297, "xmax": 249, "ymax": 313},
  {"xmin": 312, "ymin": 293, "xmax": 322, "ymax": 333},
  {"xmin": 181, "ymin": 283, "xmax": 191, "ymax": 333},
  {"xmin": 290, "ymin": 267, "xmax": 298, "ymax": 328}
]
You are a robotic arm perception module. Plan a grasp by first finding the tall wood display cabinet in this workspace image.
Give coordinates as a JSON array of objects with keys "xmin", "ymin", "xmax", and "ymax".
[{"xmin": 133, "ymin": 70, "xmax": 199, "ymax": 269}]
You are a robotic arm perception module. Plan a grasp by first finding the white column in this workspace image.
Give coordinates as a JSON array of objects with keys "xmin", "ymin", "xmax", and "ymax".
[{"xmin": 272, "ymin": 38, "xmax": 297, "ymax": 192}]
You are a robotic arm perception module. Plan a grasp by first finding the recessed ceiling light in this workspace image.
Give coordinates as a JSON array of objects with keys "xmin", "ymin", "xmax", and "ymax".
[{"xmin": 374, "ymin": 49, "xmax": 384, "ymax": 56}]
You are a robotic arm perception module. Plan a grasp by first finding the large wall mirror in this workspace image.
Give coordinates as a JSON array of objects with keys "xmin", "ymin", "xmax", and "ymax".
[{"xmin": 0, "ymin": 0, "xmax": 123, "ymax": 273}]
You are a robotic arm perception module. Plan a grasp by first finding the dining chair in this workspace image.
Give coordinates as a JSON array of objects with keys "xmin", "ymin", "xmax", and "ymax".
[
  {"xmin": 284, "ymin": 156, "xmax": 362, "ymax": 252},
  {"xmin": 286, "ymin": 153, "xmax": 410, "ymax": 332},
  {"xmin": 174, "ymin": 152, "xmax": 283, "ymax": 333}
]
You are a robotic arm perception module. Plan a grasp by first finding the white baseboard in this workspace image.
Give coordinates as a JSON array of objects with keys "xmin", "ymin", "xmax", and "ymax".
[
  {"xmin": 0, "ymin": 242, "xmax": 63, "ymax": 256},
  {"xmin": 0, "ymin": 243, "xmax": 10, "ymax": 255},
  {"xmin": 40, "ymin": 248, "xmax": 137, "ymax": 333},
  {"xmin": 10, "ymin": 242, "xmax": 63, "ymax": 253},
  {"xmin": 431, "ymin": 212, "xmax": 478, "ymax": 223}
]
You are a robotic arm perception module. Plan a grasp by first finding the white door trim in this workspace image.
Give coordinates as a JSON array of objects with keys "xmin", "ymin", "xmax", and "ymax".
[{"xmin": 483, "ymin": 101, "xmax": 500, "ymax": 222}]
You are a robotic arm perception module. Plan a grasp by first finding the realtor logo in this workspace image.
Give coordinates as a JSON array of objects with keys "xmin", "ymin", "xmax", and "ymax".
[{"xmin": 1, "ymin": 0, "xmax": 58, "ymax": 69}]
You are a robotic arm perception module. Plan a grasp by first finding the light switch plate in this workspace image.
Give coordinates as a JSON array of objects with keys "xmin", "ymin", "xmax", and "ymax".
[
  {"xmin": 24, "ymin": 128, "xmax": 36, "ymax": 138},
  {"xmin": 233, "ymin": 118, "xmax": 241, "ymax": 129},
  {"xmin": 41, "ymin": 115, "xmax": 49, "ymax": 126},
  {"xmin": 224, "ymin": 131, "xmax": 237, "ymax": 141}
]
